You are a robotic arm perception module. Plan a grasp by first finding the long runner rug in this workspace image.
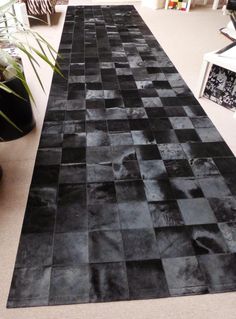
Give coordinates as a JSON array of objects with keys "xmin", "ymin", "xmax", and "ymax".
[{"xmin": 8, "ymin": 5, "xmax": 236, "ymax": 308}]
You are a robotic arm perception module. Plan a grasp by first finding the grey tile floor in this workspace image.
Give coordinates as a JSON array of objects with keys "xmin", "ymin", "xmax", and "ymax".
[{"xmin": 7, "ymin": 5, "xmax": 236, "ymax": 308}]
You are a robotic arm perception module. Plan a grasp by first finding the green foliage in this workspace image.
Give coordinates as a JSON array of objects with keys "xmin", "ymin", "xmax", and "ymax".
[{"xmin": 0, "ymin": 0, "xmax": 61, "ymax": 128}]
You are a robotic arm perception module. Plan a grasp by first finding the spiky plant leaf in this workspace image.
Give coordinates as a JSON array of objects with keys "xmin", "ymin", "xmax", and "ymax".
[
  {"xmin": 0, "ymin": 0, "xmax": 62, "ymax": 129},
  {"xmin": 0, "ymin": 110, "xmax": 23, "ymax": 132}
]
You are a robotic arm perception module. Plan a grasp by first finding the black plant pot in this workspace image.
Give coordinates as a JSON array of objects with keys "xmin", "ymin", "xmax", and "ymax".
[{"xmin": 0, "ymin": 77, "xmax": 36, "ymax": 141}]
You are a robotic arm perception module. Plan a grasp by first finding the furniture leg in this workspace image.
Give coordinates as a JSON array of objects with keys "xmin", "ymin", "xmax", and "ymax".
[
  {"xmin": 212, "ymin": 0, "xmax": 220, "ymax": 10},
  {"xmin": 196, "ymin": 59, "xmax": 211, "ymax": 98},
  {"xmin": 46, "ymin": 13, "xmax": 51, "ymax": 26},
  {"xmin": 186, "ymin": 0, "xmax": 192, "ymax": 12},
  {"xmin": 14, "ymin": 3, "xmax": 30, "ymax": 27}
]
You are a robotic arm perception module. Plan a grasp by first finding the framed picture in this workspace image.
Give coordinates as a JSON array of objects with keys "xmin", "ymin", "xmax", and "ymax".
[{"xmin": 165, "ymin": 0, "xmax": 191, "ymax": 11}]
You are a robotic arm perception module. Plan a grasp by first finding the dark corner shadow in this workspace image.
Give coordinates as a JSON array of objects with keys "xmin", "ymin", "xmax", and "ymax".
[{"xmin": 29, "ymin": 12, "xmax": 63, "ymax": 27}]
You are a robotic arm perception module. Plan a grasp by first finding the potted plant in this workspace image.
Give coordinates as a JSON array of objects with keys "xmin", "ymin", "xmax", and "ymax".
[
  {"xmin": 0, "ymin": 0, "xmax": 62, "ymax": 180},
  {"xmin": 0, "ymin": 51, "xmax": 35, "ymax": 141},
  {"xmin": 0, "ymin": 0, "xmax": 61, "ymax": 141}
]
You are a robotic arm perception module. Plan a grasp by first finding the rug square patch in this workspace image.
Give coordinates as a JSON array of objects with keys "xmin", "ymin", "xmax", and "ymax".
[
  {"xmin": 126, "ymin": 259, "xmax": 169, "ymax": 299},
  {"xmin": 89, "ymin": 262, "xmax": 129, "ymax": 302},
  {"xmin": 49, "ymin": 265, "xmax": 90, "ymax": 305}
]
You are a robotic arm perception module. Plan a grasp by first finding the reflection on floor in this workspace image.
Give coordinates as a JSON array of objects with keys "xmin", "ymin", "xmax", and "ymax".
[{"xmin": 7, "ymin": 5, "xmax": 236, "ymax": 308}]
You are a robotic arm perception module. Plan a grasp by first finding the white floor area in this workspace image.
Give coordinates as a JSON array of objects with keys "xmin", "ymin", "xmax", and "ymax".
[{"xmin": 0, "ymin": 3, "xmax": 236, "ymax": 319}]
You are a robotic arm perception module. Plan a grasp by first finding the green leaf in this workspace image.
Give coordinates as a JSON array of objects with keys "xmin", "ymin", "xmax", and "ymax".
[
  {"xmin": 0, "ymin": 82, "xmax": 25, "ymax": 100},
  {"xmin": 34, "ymin": 31, "xmax": 61, "ymax": 57},
  {"xmin": 16, "ymin": 43, "xmax": 40, "ymax": 67},
  {"xmin": 27, "ymin": 54, "xmax": 45, "ymax": 92},
  {"xmin": 30, "ymin": 47, "xmax": 64, "ymax": 77},
  {"xmin": 14, "ymin": 67, "xmax": 35, "ymax": 103},
  {"xmin": 35, "ymin": 38, "xmax": 47, "ymax": 58},
  {"xmin": 0, "ymin": 110, "xmax": 23, "ymax": 133},
  {"xmin": 0, "ymin": 0, "xmax": 63, "ymax": 103}
]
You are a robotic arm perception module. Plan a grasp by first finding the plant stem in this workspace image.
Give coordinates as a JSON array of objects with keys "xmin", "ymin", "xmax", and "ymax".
[{"xmin": 0, "ymin": 165, "xmax": 3, "ymax": 181}]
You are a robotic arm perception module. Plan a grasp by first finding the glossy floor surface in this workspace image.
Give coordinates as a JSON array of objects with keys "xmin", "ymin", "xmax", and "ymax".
[{"xmin": 7, "ymin": 5, "xmax": 236, "ymax": 308}]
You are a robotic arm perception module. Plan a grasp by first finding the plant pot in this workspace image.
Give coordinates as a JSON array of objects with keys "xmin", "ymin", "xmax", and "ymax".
[{"xmin": 0, "ymin": 77, "xmax": 36, "ymax": 141}]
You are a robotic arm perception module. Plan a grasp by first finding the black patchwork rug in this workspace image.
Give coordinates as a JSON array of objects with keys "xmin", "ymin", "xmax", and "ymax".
[{"xmin": 7, "ymin": 5, "xmax": 236, "ymax": 308}]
